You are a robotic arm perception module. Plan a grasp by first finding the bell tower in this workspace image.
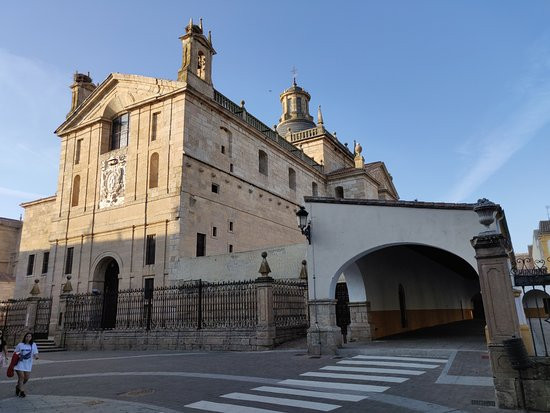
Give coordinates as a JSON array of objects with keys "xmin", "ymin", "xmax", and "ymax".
[
  {"xmin": 177, "ymin": 18, "xmax": 216, "ymax": 90},
  {"xmin": 276, "ymin": 80, "xmax": 315, "ymax": 135}
]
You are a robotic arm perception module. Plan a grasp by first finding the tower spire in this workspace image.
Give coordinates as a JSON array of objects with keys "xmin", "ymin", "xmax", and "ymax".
[{"xmin": 317, "ymin": 105, "xmax": 324, "ymax": 125}]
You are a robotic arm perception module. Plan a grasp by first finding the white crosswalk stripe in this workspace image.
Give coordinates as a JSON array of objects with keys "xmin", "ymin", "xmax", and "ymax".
[
  {"xmin": 251, "ymin": 386, "xmax": 368, "ymax": 402},
  {"xmin": 338, "ymin": 360, "xmax": 439, "ymax": 369},
  {"xmin": 185, "ymin": 400, "xmax": 283, "ymax": 412},
  {"xmin": 186, "ymin": 354, "xmax": 445, "ymax": 412},
  {"xmin": 329, "ymin": 364, "xmax": 426, "ymax": 375},
  {"xmin": 353, "ymin": 355, "xmax": 448, "ymax": 363},
  {"xmin": 301, "ymin": 371, "xmax": 408, "ymax": 383},
  {"xmin": 278, "ymin": 379, "xmax": 390, "ymax": 392},
  {"xmin": 221, "ymin": 392, "xmax": 340, "ymax": 411}
]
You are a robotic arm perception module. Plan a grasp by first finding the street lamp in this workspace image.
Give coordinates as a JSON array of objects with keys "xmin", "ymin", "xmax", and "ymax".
[{"xmin": 296, "ymin": 206, "xmax": 311, "ymax": 244}]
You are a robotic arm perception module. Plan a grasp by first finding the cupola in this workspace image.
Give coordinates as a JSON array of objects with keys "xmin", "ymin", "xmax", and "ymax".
[{"xmin": 276, "ymin": 80, "xmax": 315, "ymax": 135}]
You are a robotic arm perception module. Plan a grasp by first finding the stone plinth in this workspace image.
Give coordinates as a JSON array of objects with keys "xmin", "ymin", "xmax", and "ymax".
[
  {"xmin": 307, "ymin": 299, "xmax": 342, "ymax": 355},
  {"xmin": 348, "ymin": 301, "xmax": 372, "ymax": 342}
]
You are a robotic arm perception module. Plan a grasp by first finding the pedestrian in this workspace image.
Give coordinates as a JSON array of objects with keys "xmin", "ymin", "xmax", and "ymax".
[
  {"xmin": 0, "ymin": 330, "xmax": 7, "ymax": 369},
  {"xmin": 13, "ymin": 332, "xmax": 39, "ymax": 398}
]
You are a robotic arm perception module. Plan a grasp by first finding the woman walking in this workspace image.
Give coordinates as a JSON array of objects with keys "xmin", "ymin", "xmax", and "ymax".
[{"xmin": 13, "ymin": 332, "xmax": 39, "ymax": 398}]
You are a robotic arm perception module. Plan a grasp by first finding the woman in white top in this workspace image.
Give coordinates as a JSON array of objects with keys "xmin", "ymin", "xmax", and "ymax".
[{"xmin": 14, "ymin": 332, "xmax": 39, "ymax": 398}]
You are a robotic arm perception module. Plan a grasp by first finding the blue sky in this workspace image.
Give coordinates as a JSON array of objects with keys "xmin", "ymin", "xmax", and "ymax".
[{"xmin": 1, "ymin": 1, "xmax": 549, "ymax": 252}]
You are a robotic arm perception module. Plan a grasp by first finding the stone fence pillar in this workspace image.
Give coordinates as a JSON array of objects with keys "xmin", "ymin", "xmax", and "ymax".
[
  {"xmin": 255, "ymin": 252, "xmax": 275, "ymax": 349},
  {"xmin": 348, "ymin": 301, "xmax": 372, "ymax": 342},
  {"xmin": 471, "ymin": 199, "xmax": 524, "ymax": 410}
]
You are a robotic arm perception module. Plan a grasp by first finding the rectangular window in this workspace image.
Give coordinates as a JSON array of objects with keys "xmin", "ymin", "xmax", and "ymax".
[
  {"xmin": 26, "ymin": 254, "xmax": 35, "ymax": 276},
  {"xmin": 110, "ymin": 113, "xmax": 129, "ymax": 150},
  {"xmin": 296, "ymin": 97, "xmax": 302, "ymax": 114},
  {"xmin": 64, "ymin": 247, "xmax": 74, "ymax": 274},
  {"xmin": 229, "ymin": 221, "xmax": 234, "ymax": 232},
  {"xmin": 146, "ymin": 234, "xmax": 156, "ymax": 265},
  {"xmin": 75, "ymin": 139, "xmax": 83, "ymax": 164},
  {"xmin": 230, "ymin": 163, "xmax": 234, "ymax": 173},
  {"xmin": 212, "ymin": 226, "xmax": 217, "ymax": 237},
  {"xmin": 221, "ymin": 145, "xmax": 225, "ymax": 154},
  {"xmin": 151, "ymin": 112, "xmax": 159, "ymax": 141},
  {"xmin": 144, "ymin": 278, "xmax": 154, "ymax": 300},
  {"xmin": 196, "ymin": 233, "xmax": 206, "ymax": 257},
  {"xmin": 211, "ymin": 183, "xmax": 219, "ymax": 193},
  {"xmin": 228, "ymin": 244, "xmax": 233, "ymax": 253},
  {"xmin": 41, "ymin": 251, "xmax": 49, "ymax": 274}
]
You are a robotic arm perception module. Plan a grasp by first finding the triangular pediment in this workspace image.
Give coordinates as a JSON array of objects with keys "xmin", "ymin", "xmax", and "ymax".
[
  {"xmin": 364, "ymin": 161, "xmax": 399, "ymax": 200},
  {"xmin": 56, "ymin": 73, "xmax": 184, "ymax": 135}
]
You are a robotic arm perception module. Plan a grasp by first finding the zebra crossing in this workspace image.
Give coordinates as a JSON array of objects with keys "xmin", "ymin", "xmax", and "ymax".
[{"xmin": 185, "ymin": 354, "xmax": 448, "ymax": 412}]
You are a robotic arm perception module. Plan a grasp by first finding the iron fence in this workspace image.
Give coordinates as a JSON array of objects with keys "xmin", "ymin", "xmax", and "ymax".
[
  {"xmin": 273, "ymin": 279, "xmax": 308, "ymax": 329},
  {"xmin": 64, "ymin": 279, "xmax": 261, "ymax": 331},
  {"xmin": 33, "ymin": 298, "xmax": 52, "ymax": 339},
  {"xmin": 512, "ymin": 257, "xmax": 550, "ymax": 357},
  {"xmin": 1, "ymin": 299, "xmax": 29, "ymax": 342}
]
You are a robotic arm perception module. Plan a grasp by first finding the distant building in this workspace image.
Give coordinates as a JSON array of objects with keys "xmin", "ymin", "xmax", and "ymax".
[
  {"xmin": 0, "ymin": 217, "xmax": 22, "ymax": 301},
  {"xmin": 532, "ymin": 220, "xmax": 550, "ymax": 264}
]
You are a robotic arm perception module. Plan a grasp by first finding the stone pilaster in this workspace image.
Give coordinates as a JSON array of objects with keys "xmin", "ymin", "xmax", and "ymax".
[
  {"xmin": 307, "ymin": 299, "xmax": 342, "ymax": 355},
  {"xmin": 348, "ymin": 301, "xmax": 372, "ymax": 342}
]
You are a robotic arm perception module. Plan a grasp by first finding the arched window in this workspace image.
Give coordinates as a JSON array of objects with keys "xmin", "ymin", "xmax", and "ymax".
[
  {"xmin": 399, "ymin": 284, "xmax": 408, "ymax": 328},
  {"xmin": 312, "ymin": 182, "xmax": 318, "ymax": 196},
  {"xmin": 288, "ymin": 168, "xmax": 296, "ymax": 190},
  {"xmin": 110, "ymin": 113, "xmax": 129, "ymax": 150},
  {"xmin": 335, "ymin": 186, "xmax": 344, "ymax": 199},
  {"xmin": 259, "ymin": 150, "xmax": 268, "ymax": 176},
  {"xmin": 71, "ymin": 175, "xmax": 80, "ymax": 207},
  {"xmin": 197, "ymin": 51, "xmax": 206, "ymax": 79},
  {"xmin": 149, "ymin": 152, "xmax": 159, "ymax": 189}
]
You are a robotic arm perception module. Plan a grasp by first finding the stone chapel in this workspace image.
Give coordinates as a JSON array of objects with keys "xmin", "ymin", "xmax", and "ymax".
[{"xmin": 13, "ymin": 19, "xmax": 398, "ymax": 304}]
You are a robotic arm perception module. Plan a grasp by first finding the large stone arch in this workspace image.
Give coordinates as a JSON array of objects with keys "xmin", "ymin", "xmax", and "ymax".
[{"xmin": 304, "ymin": 198, "xmax": 487, "ymax": 354}]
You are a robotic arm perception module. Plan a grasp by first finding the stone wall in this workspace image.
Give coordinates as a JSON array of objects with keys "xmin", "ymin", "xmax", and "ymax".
[{"xmin": 170, "ymin": 243, "xmax": 306, "ymax": 283}]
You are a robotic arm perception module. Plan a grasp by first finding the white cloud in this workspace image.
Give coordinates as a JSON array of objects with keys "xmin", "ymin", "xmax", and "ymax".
[{"xmin": 446, "ymin": 40, "xmax": 550, "ymax": 202}]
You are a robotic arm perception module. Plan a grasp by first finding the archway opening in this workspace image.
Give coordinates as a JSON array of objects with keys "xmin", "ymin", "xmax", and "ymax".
[{"xmin": 334, "ymin": 243, "xmax": 481, "ymax": 344}]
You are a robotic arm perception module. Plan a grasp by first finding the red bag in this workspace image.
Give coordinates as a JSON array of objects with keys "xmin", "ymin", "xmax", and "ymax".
[{"xmin": 6, "ymin": 353, "xmax": 19, "ymax": 378}]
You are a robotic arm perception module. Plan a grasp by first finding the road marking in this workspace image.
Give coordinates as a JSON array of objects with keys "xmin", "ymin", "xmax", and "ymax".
[
  {"xmin": 353, "ymin": 355, "xmax": 447, "ymax": 363},
  {"xmin": 329, "ymin": 364, "xmax": 425, "ymax": 375},
  {"xmin": 221, "ymin": 392, "xmax": 340, "ymax": 411},
  {"xmin": 252, "ymin": 386, "xmax": 367, "ymax": 402},
  {"xmin": 301, "ymin": 372, "xmax": 408, "ymax": 383},
  {"xmin": 338, "ymin": 360, "xmax": 439, "ymax": 369},
  {"xmin": 185, "ymin": 400, "xmax": 283, "ymax": 412},
  {"xmin": 41, "ymin": 352, "xmax": 206, "ymax": 364},
  {"xmin": 279, "ymin": 379, "xmax": 389, "ymax": 393}
]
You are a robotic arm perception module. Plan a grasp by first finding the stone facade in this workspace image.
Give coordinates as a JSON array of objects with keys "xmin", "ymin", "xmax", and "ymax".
[
  {"xmin": 13, "ymin": 20, "xmax": 398, "ymax": 342},
  {"xmin": 0, "ymin": 217, "xmax": 22, "ymax": 301}
]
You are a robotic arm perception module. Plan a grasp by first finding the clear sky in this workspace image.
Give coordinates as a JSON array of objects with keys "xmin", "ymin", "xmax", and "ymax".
[{"xmin": 1, "ymin": 1, "xmax": 549, "ymax": 252}]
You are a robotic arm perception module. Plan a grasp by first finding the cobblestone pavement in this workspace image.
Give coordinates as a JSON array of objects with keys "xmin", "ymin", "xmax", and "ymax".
[{"xmin": 0, "ymin": 321, "xmax": 523, "ymax": 412}]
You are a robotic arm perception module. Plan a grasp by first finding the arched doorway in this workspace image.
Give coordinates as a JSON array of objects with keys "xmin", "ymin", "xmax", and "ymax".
[{"xmin": 92, "ymin": 257, "xmax": 120, "ymax": 329}]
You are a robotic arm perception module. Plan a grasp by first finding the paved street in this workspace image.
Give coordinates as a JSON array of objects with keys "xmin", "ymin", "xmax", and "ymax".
[{"xmin": 0, "ymin": 321, "xmax": 520, "ymax": 412}]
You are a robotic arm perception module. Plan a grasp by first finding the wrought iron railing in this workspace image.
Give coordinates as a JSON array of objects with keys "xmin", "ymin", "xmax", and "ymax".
[
  {"xmin": 512, "ymin": 257, "xmax": 550, "ymax": 357},
  {"xmin": 64, "ymin": 279, "xmax": 261, "ymax": 331},
  {"xmin": 273, "ymin": 279, "xmax": 308, "ymax": 328},
  {"xmin": 201, "ymin": 280, "xmax": 257, "ymax": 329},
  {"xmin": 1, "ymin": 299, "xmax": 29, "ymax": 337},
  {"xmin": 33, "ymin": 298, "xmax": 52, "ymax": 338}
]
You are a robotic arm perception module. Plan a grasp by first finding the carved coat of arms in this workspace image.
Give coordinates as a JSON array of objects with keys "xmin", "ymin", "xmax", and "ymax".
[{"xmin": 99, "ymin": 154, "xmax": 126, "ymax": 208}]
